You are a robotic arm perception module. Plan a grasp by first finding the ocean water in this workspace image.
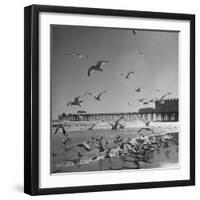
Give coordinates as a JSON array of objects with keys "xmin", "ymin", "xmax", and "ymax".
[{"xmin": 51, "ymin": 128, "xmax": 179, "ymax": 174}]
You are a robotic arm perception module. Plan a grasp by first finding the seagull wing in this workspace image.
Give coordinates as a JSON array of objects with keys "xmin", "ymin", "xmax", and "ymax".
[
  {"xmin": 77, "ymin": 142, "xmax": 91, "ymax": 151},
  {"xmin": 97, "ymin": 90, "xmax": 107, "ymax": 99},
  {"xmin": 126, "ymin": 71, "xmax": 135, "ymax": 79},
  {"xmin": 54, "ymin": 126, "xmax": 60, "ymax": 135},
  {"xmin": 132, "ymin": 29, "xmax": 137, "ymax": 35},
  {"xmin": 88, "ymin": 66, "xmax": 96, "ymax": 76},
  {"xmin": 74, "ymin": 96, "xmax": 81, "ymax": 102},
  {"xmin": 61, "ymin": 125, "xmax": 66, "ymax": 135},
  {"xmin": 159, "ymin": 92, "xmax": 172, "ymax": 101},
  {"xmin": 96, "ymin": 61, "xmax": 109, "ymax": 69},
  {"xmin": 88, "ymin": 123, "xmax": 96, "ymax": 130},
  {"xmin": 114, "ymin": 116, "xmax": 124, "ymax": 128}
]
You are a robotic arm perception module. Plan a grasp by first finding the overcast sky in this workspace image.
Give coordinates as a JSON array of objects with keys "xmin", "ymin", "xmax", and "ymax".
[{"xmin": 51, "ymin": 25, "xmax": 178, "ymax": 119}]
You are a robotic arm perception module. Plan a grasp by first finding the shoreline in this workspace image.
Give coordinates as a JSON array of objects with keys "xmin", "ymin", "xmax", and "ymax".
[{"xmin": 52, "ymin": 121, "xmax": 179, "ymax": 133}]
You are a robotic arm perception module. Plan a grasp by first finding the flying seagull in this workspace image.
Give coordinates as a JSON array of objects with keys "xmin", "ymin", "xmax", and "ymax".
[
  {"xmin": 88, "ymin": 60, "xmax": 109, "ymax": 76},
  {"xmin": 109, "ymin": 116, "xmax": 125, "ymax": 130},
  {"xmin": 94, "ymin": 136, "xmax": 105, "ymax": 152},
  {"xmin": 119, "ymin": 123, "xmax": 126, "ymax": 130},
  {"xmin": 128, "ymin": 102, "xmax": 133, "ymax": 107},
  {"xmin": 54, "ymin": 124, "xmax": 66, "ymax": 135},
  {"xmin": 137, "ymin": 127, "xmax": 155, "ymax": 135},
  {"xmin": 138, "ymin": 98, "xmax": 145, "ymax": 102},
  {"xmin": 142, "ymin": 119, "xmax": 151, "ymax": 127},
  {"xmin": 67, "ymin": 53, "xmax": 87, "ymax": 59},
  {"xmin": 66, "ymin": 96, "xmax": 84, "ymax": 107},
  {"xmin": 88, "ymin": 123, "xmax": 97, "ymax": 130},
  {"xmin": 136, "ymin": 49, "xmax": 144, "ymax": 56},
  {"xmin": 148, "ymin": 99, "xmax": 155, "ymax": 103},
  {"xmin": 121, "ymin": 71, "xmax": 135, "ymax": 79},
  {"xmin": 132, "ymin": 29, "xmax": 137, "ymax": 35},
  {"xmin": 89, "ymin": 90, "xmax": 107, "ymax": 101},
  {"xmin": 157, "ymin": 92, "xmax": 172, "ymax": 104},
  {"xmin": 135, "ymin": 87, "xmax": 141, "ymax": 92},
  {"xmin": 76, "ymin": 142, "xmax": 91, "ymax": 151}
]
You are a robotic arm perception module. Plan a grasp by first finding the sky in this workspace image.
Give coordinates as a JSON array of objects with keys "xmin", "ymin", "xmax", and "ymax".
[{"xmin": 51, "ymin": 25, "xmax": 178, "ymax": 119}]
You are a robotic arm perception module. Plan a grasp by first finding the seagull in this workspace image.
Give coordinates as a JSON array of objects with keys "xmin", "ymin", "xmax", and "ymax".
[
  {"xmin": 142, "ymin": 119, "xmax": 151, "ymax": 127},
  {"xmin": 88, "ymin": 123, "xmax": 96, "ymax": 130},
  {"xmin": 132, "ymin": 29, "xmax": 137, "ymax": 35},
  {"xmin": 135, "ymin": 87, "xmax": 141, "ymax": 92},
  {"xmin": 67, "ymin": 53, "xmax": 87, "ymax": 59},
  {"xmin": 156, "ymin": 89, "xmax": 160, "ymax": 92},
  {"xmin": 76, "ymin": 142, "xmax": 91, "ymax": 151},
  {"xmin": 94, "ymin": 136, "xmax": 105, "ymax": 152},
  {"xmin": 119, "ymin": 123, "xmax": 126, "ymax": 130},
  {"xmin": 121, "ymin": 71, "xmax": 135, "ymax": 79},
  {"xmin": 136, "ymin": 49, "xmax": 144, "ymax": 56},
  {"xmin": 114, "ymin": 135, "xmax": 123, "ymax": 143},
  {"xmin": 109, "ymin": 116, "xmax": 124, "ymax": 130},
  {"xmin": 137, "ymin": 127, "xmax": 155, "ymax": 134},
  {"xmin": 87, "ymin": 60, "xmax": 109, "ymax": 76},
  {"xmin": 62, "ymin": 139, "xmax": 68, "ymax": 145},
  {"xmin": 52, "ymin": 152, "xmax": 57, "ymax": 157},
  {"xmin": 128, "ymin": 102, "xmax": 133, "ymax": 107},
  {"xmin": 157, "ymin": 92, "xmax": 172, "ymax": 104},
  {"xmin": 61, "ymin": 134, "xmax": 71, "ymax": 145},
  {"xmin": 143, "ymin": 101, "xmax": 149, "ymax": 105},
  {"xmin": 148, "ymin": 99, "xmax": 155, "ymax": 103},
  {"xmin": 66, "ymin": 96, "xmax": 84, "ymax": 107},
  {"xmin": 89, "ymin": 90, "xmax": 107, "ymax": 101},
  {"xmin": 138, "ymin": 98, "xmax": 145, "ymax": 102},
  {"xmin": 77, "ymin": 152, "xmax": 83, "ymax": 159},
  {"xmin": 54, "ymin": 124, "xmax": 66, "ymax": 135}
]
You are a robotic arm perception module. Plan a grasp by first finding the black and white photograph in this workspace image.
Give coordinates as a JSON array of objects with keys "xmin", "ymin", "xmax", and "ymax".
[
  {"xmin": 50, "ymin": 25, "xmax": 179, "ymax": 174},
  {"xmin": 23, "ymin": 4, "xmax": 195, "ymax": 195}
]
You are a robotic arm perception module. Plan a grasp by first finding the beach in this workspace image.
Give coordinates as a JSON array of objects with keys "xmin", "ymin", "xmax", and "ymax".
[{"xmin": 51, "ymin": 121, "xmax": 179, "ymax": 173}]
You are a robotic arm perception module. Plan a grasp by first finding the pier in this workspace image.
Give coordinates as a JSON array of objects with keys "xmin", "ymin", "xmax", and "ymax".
[{"xmin": 58, "ymin": 98, "xmax": 178, "ymax": 122}]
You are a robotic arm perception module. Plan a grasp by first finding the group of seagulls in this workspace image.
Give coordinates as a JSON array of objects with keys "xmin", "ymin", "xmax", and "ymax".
[
  {"xmin": 52, "ymin": 119, "xmax": 178, "ymax": 170},
  {"xmin": 65, "ymin": 29, "xmax": 151, "ymax": 110},
  {"xmin": 66, "ymin": 90, "xmax": 107, "ymax": 107},
  {"xmin": 128, "ymin": 91, "xmax": 172, "ymax": 107},
  {"xmin": 52, "ymin": 28, "xmax": 178, "ymax": 172}
]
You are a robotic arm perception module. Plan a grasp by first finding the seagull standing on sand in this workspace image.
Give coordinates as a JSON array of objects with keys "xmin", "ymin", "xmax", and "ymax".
[
  {"xmin": 89, "ymin": 90, "xmax": 107, "ymax": 101},
  {"xmin": 87, "ymin": 60, "xmax": 109, "ymax": 76}
]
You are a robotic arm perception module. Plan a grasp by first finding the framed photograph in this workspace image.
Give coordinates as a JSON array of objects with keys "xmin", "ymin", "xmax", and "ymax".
[{"xmin": 24, "ymin": 4, "xmax": 195, "ymax": 195}]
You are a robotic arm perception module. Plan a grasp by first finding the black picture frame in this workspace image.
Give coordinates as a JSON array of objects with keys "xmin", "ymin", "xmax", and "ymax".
[{"xmin": 24, "ymin": 4, "xmax": 195, "ymax": 196}]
